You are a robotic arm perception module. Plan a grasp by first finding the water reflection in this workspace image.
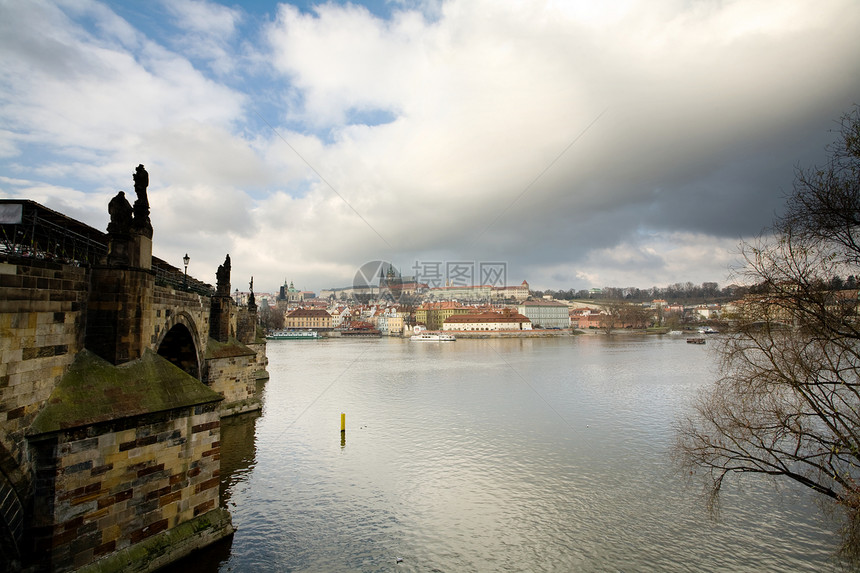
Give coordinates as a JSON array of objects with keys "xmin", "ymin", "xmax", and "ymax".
[
  {"xmin": 219, "ymin": 409, "xmax": 262, "ymax": 507},
  {"xmin": 179, "ymin": 336, "xmax": 842, "ymax": 572}
]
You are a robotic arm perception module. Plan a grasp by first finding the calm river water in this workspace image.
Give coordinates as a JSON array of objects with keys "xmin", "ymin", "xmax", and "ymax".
[{"xmin": 172, "ymin": 335, "xmax": 843, "ymax": 572}]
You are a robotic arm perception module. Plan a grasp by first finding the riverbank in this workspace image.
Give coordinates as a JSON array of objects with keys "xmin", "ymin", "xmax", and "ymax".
[{"xmin": 406, "ymin": 329, "xmax": 572, "ymax": 339}]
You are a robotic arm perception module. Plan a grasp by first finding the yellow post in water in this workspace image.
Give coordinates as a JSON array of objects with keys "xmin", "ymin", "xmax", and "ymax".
[{"xmin": 341, "ymin": 412, "xmax": 346, "ymax": 433}]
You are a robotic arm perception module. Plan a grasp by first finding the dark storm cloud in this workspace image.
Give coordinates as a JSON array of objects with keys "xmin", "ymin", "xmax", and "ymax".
[{"xmin": 2, "ymin": 0, "xmax": 860, "ymax": 291}]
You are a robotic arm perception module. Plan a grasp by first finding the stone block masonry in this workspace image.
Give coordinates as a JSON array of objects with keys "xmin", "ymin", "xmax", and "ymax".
[
  {"xmin": 237, "ymin": 310, "xmax": 269, "ymax": 383},
  {"xmin": 1, "ymin": 192, "xmax": 266, "ymax": 572},
  {"xmin": 70, "ymin": 413, "xmax": 228, "ymax": 572},
  {"xmin": 205, "ymin": 338, "xmax": 260, "ymax": 417},
  {"xmin": 29, "ymin": 407, "xmax": 222, "ymax": 569},
  {"xmin": 247, "ymin": 340, "xmax": 270, "ymax": 382},
  {"xmin": 209, "ymin": 297, "xmax": 232, "ymax": 344},
  {"xmin": 0, "ymin": 260, "xmax": 89, "ymax": 493},
  {"xmin": 150, "ymin": 287, "xmax": 210, "ymax": 351},
  {"xmin": 86, "ymin": 266, "xmax": 155, "ymax": 365},
  {"xmin": 26, "ymin": 350, "xmax": 231, "ymax": 571}
]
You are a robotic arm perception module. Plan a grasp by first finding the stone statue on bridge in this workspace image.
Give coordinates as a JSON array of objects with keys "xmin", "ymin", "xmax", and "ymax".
[
  {"xmin": 106, "ymin": 191, "xmax": 134, "ymax": 265},
  {"xmin": 105, "ymin": 165, "xmax": 155, "ymax": 267},
  {"xmin": 216, "ymin": 254, "xmax": 231, "ymax": 297},
  {"xmin": 107, "ymin": 191, "xmax": 133, "ymax": 236},
  {"xmin": 132, "ymin": 164, "xmax": 153, "ymax": 237},
  {"xmin": 248, "ymin": 276, "xmax": 256, "ymax": 311}
]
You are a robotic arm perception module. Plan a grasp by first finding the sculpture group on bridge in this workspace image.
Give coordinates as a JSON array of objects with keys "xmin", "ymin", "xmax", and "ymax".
[{"xmin": 107, "ymin": 164, "xmax": 152, "ymax": 238}]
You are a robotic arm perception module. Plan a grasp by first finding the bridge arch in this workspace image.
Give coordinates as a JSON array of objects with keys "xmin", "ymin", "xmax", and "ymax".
[
  {"xmin": 0, "ymin": 443, "xmax": 25, "ymax": 571},
  {"xmin": 155, "ymin": 311, "xmax": 204, "ymax": 380}
]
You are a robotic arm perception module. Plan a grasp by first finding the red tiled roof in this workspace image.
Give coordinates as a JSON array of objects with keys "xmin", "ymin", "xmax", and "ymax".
[
  {"xmin": 417, "ymin": 301, "xmax": 469, "ymax": 310},
  {"xmin": 286, "ymin": 308, "xmax": 331, "ymax": 317}
]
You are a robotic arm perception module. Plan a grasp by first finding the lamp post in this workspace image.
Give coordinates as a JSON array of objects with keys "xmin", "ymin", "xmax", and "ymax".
[{"xmin": 183, "ymin": 253, "xmax": 189, "ymax": 290}]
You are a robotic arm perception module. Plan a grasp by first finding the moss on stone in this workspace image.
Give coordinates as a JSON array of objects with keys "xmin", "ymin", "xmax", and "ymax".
[
  {"xmin": 254, "ymin": 325, "xmax": 267, "ymax": 343},
  {"xmin": 205, "ymin": 337, "xmax": 256, "ymax": 359},
  {"xmin": 76, "ymin": 508, "xmax": 234, "ymax": 573},
  {"xmin": 28, "ymin": 349, "xmax": 223, "ymax": 437},
  {"xmin": 220, "ymin": 395, "xmax": 263, "ymax": 418}
]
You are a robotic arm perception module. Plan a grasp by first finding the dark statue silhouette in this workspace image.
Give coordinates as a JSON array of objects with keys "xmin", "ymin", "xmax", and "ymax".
[
  {"xmin": 132, "ymin": 164, "xmax": 153, "ymax": 237},
  {"xmin": 216, "ymin": 255, "xmax": 231, "ymax": 297},
  {"xmin": 107, "ymin": 164, "xmax": 152, "ymax": 238},
  {"xmin": 107, "ymin": 191, "xmax": 133, "ymax": 236}
]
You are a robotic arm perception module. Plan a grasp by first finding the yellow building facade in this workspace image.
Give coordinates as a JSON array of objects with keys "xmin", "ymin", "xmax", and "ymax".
[
  {"xmin": 415, "ymin": 302, "xmax": 474, "ymax": 330},
  {"xmin": 284, "ymin": 308, "xmax": 332, "ymax": 330}
]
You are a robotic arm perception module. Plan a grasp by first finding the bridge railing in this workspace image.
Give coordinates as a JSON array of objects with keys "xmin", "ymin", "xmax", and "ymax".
[
  {"xmin": 152, "ymin": 259, "xmax": 215, "ymax": 297},
  {"xmin": 0, "ymin": 200, "xmax": 108, "ymax": 265},
  {"xmin": 1, "ymin": 200, "xmax": 216, "ymax": 297}
]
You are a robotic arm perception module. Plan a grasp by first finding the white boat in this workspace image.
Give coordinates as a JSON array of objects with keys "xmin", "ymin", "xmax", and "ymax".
[
  {"xmin": 266, "ymin": 329, "xmax": 321, "ymax": 340},
  {"xmin": 410, "ymin": 332, "xmax": 456, "ymax": 341}
]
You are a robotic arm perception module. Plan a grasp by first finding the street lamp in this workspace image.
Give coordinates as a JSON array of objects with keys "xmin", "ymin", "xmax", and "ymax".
[{"xmin": 183, "ymin": 253, "xmax": 189, "ymax": 289}]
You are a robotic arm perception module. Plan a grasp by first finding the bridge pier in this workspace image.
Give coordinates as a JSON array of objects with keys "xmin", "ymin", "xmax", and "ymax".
[
  {"xmin": 26, "ymin": 349, "xmax": 231, "ymax": 572},
  {"xmin": 0, "ymin": 168, "xmax": 268, "ymax": 572},
  {"xmin": 86, "ymin": 266, "xmax": 155, "ymax": 365}
]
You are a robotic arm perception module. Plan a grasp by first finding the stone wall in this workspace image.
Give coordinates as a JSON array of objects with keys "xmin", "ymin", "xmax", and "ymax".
[
  {"xmin": 247, "ymin": 340, "xmax": 269, "ymax": 381},
  {"xmin": 205, "ymin": 339, "xmax": 259, "ymax": 416},
  {"xmin": 0, "ymin": 259, "xmax": 89, "ymax": 482},
  {"xmin": 28, "ymin": 403, "xmax": 226, "ymax": 571},
  {"xmin": 86, "ymin": 266, "xmax": 154, "ymax": 365},
  {"xmin": 235, "ymin": 308, "xmax": 255, "ymax": 345},
  {"xmin": 151, "ymin": 287, "xmax": 210, "ymax": 352},
  {"xmin": 209, "ymin": 297, "xmax": 232, "ymax": 343},
  {"xmin": 151, "ymin": 285, "xmax": 211, "ymax": 381},
  {"xmin": 0, "ymin": 252, "xmax": 265, "ymax": 571},
  {"xmin": 26, "ymin": 348, "xmax": 231, "ymax": 572},
  {"xmin": 236, "ymin": 308, "xmax": 268, "ymax": 382}
]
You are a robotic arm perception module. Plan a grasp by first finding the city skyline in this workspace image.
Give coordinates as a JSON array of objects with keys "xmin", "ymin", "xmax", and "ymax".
[{"xmin": 2, "ymin": 0, "xmax": 859, "ymax": 293}]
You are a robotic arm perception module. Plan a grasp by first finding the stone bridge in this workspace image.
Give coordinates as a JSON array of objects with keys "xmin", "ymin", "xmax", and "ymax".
[{"xmin": 0, "ymin": 168, "xmax": 267, "ymax": 572}]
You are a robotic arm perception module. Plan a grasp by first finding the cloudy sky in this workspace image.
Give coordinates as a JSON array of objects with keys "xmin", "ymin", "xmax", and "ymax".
[{"xmin": 1, "ymin": 0, "xmax": 858, "ymax": 294}]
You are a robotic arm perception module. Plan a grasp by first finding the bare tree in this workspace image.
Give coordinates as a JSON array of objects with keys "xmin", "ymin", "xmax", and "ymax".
[
  {"xmin": 259, "ymin": 301, "xmax": 284, "ymax": 331},
  {"xmin": 675, "ymin": 107, "xmax": 860, "ymax": 560},
  {"xmin": 598, "ymin": 302, "xmax": 623, "ymax": 334},
  {"xmin": 599, "ymin": 301, "xmax": 651, "ymax": 333},
  {"xmin": 621, "ymin": 304, "xmax": 653, "ymax": 329}
]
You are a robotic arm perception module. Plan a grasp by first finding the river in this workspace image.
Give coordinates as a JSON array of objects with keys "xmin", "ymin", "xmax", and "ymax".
[{"xmin": 169, "ymin": 335, "xmax": 843, "ymax": 572}]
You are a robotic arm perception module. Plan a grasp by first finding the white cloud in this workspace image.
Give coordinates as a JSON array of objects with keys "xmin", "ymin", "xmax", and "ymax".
[
  {"xmin": 161, "ymin": 0, "xmax": 242, "ymax": 75},
  {"xmin": 2, "ymin": 0, "xmax": 860, "ymax": 293},
  {"xmin": 0, "ymin": 175, "xmax": 112, "ymax": 229},
  {"xmin": 163, "ymin": 0, "xmax": 239, "ymax": 36},
  {"xmin": 0, "ymin": 0, "xmax": 244, "ymax": 158},
  {"xmin": 567, "ymin": 231, "xmax": 742, "ymax": 289}
]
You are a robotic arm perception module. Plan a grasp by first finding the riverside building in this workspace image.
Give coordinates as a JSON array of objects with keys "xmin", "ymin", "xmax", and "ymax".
[
  {"xmin": 442, "ymin": 309, "xmax": 532, "ymax": 331},
  {"xmin": 517, "ymin": 300, "xmax": 571, "ymax": 329}
]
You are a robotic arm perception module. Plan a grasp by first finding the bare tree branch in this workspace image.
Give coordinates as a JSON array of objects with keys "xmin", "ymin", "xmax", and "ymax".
[{"xmin": 674, "ymin": 106, "xmax": 860, "ymax": 562}]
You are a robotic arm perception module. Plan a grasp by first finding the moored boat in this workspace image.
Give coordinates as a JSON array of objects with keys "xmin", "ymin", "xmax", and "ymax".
[
  {"xmin": 266, "ymin": 329, "xmax": 321, "ymax": 340},
  {"xmin": 410, "ymin": 332, "xmax": 456, "ymax": 341}
]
